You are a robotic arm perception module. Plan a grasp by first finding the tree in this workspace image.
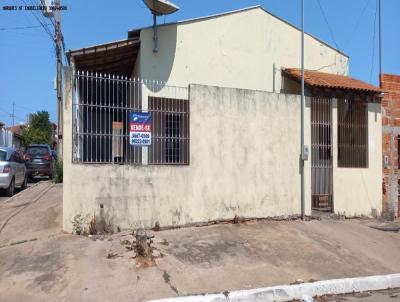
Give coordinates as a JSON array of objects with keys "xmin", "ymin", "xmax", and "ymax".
[{"xmin": 23, "ymin": 111, "xmax": 53, "ymax": 147}]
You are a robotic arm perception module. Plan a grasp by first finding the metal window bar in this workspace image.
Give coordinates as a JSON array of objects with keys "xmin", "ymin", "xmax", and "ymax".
[
  {"xmin": 311, "ymin": 97, "xmax": 333, "ymax": 210},
  {"xmin": 337, "ymin": 99, "xmax": 368, "ymax": 168},
  {"xmin": 148, "ymin": 94, "xmax": 190, "ymax": 165},
  {"xmin": 72, "ymin": 70, "xmax": 189, "ymax": 165}
]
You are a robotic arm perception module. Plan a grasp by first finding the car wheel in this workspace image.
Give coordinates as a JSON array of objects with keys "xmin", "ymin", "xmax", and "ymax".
[
  {"xmin": 21, "ymin": 175, "xmax": 27, "ymax": 190},
  {"xmin": 6, "ymin": 178, "xmax": 15, "ymax": 197}
]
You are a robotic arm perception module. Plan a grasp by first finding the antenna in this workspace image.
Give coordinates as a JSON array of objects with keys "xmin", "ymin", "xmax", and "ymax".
[{"xmin": 142, "ymin": 0, "xmax": 180, "ymax": 53}]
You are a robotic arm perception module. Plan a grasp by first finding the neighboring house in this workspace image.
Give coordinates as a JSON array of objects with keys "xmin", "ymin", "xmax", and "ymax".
[
  {"xmin": 381, "ymin": 74, "xmax": 400, "ymax": 219},
  {"xmin": 62, "ymin": 6, "xmax": 383, "ymax": 232},
  {"xmin": 6, "ymin": 124, "xmax": 26, "ymax": 150},
  {"xmin": 0, "ymin": 122, "xmax": 13, "ymax": 147}
]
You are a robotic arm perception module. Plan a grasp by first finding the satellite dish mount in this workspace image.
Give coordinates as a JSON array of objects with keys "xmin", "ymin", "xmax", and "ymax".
[{"xmin": 142, "ymin": 0, "xmax": 180, "ymax": 53}]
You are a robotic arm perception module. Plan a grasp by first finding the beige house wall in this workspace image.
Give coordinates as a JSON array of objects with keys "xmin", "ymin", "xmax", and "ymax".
[
  {"xmin": 63, "ymin": 81, "xmax": 312, "ymax": 232},
  {"xmin": 332, "ymin": 101, "xmax": 382, "ymax": 217},
  {"xmin": 134, "ymin": 7, "xmax": 348, "ymax": 91}
]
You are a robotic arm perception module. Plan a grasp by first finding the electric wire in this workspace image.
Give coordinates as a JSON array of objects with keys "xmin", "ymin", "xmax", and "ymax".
[
  {"xmin": 18, "ymin": 0, "xmax": 55, "ymax": 43},
  {"xmin": 344, "ymin": 0, "xmax": 372, "ymax": 51},
  {"xmin": 14, "ymin": 104, "xmax": 36, "ymax": 112},
  {"xmin": 316, "ymin": 0, "xmax": 341, "ymax": 51},
  {"xmin": 0, "ymin": 24, "xmax": 52, "ymax": 31}
]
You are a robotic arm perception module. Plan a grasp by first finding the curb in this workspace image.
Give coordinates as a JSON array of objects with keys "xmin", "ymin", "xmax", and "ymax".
[{"xmin": 147, "ymin": 273, "xmax": 400, "ymax": 302}]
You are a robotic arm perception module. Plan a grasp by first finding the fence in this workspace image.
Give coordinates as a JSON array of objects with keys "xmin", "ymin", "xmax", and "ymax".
[{"xmin": 72, "ymin": 71, "xmax": 189, "ymax": 165}]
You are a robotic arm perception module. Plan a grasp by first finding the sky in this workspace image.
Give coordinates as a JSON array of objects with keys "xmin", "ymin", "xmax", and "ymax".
[{"xmin": 0, "ymin": 0, "xmax": 399, "ymax": 125}]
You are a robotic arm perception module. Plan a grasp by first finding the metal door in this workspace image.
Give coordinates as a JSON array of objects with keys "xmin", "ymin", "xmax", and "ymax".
[{"xmin": 311, "ymin": 97, "xmax": 333, "ymax": 211}]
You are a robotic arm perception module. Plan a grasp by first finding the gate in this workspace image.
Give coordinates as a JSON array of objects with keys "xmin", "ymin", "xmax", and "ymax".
[{"xmin": 311, "ymin": 97, "xmax": 333, "ymax": 211}]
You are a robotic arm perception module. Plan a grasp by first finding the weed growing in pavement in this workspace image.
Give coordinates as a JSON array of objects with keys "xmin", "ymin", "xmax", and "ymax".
[
  {"xmin": 53, "ymin": 160, "xmax": 63, "ymax": 183},
  {"xmin": 9, "ymin": 238, "xmax": 38, "ymax": 246},
  {"xmin": 88, "ymin": 214, "xmax": 97, "ymax": 235},
  {"xmin": 163, "ymin": 271, "xmax": 170, "ymax": 283},
  {"xmin": 72, "ymin": 214, "xmax": 85, "ymax": 235},
  {"xmin": 107, "ymin": 252, "xmax": 118, "ymax": 259},
  {"xmin": 162, "ymin": 271, "xmax": 179, "ymax": 294}
]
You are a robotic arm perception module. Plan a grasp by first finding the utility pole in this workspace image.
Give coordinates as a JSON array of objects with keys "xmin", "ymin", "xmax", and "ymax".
[
  {"xmin": 11, "ymin": 102, "xmax": 15, "ymax": 126},
  {"xmin": 300, "ymin": 0, "xmax": 305, "ymax": 220},
  {"xmin": 55, "ymin": 0, "xmax": 63, "ymax": 157}
]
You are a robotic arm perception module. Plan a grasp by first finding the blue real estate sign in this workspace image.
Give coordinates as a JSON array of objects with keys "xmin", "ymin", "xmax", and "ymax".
[{"xmin": 129, "ymin": 112, "xmax": 152, "ymax": 146}]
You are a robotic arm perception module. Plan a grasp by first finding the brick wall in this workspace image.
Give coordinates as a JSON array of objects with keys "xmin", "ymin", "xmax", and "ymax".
[{"xmin": 381, "ymin": 74, "xmax": 400, "ymax": 218}]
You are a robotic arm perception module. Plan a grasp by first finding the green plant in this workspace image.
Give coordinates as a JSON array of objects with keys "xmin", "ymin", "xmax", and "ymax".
[
  {"xmin": 53, "ymin": 160, "xmax": 63, "ymax": 183},
  {"xmin": 163, "ymin": 271, "xmax": 170, "ymax": 283},
  {"xmin": 22, "ymin": 111, "xmax": 53, "ymax": 147},
  {"xmin": 88, "ymin": 214, "xmax": 97, "ymax": 235},
  {"xmin": 103, "ymin": 214, "xmax": 114, "ymax": 234},
  {"xmin": 72, "ymin": 214, "xmax": 85, "ymax": 235}
]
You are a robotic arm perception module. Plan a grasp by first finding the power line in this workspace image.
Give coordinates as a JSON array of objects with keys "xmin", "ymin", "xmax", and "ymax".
[
  {"xmin": 0, "ymin": 24, "xmax": 52, "ymax": 31},
  {"xmin": 14, "ymin": 104, "xmax": 36, "ymax": 112},
  {"xmin": 370, "ymin": 0, "xmax": 378, "ymax": 82},
  {"xmin": 18, "ymin": 0, "xmax": 55, "ymax": 43},
  {"xmin": 344, "ymin": 0, "xmax": 372, "ymax": 51},
  {"xmin": 0, "ymin": 108, "xmax": 26, "ymax": 124},
  {"xmin": 315, "ymin": 0, "xmax": 341, "ymax": 51}
]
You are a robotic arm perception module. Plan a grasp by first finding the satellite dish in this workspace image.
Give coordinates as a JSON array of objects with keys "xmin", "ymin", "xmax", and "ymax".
[
  {"xmin": 143, "ymin": 0, "xmax": 179, "ymax": 16},
  {"xmin": 142, "ymin": 0, "xmax": 180, "ymax": 53}
]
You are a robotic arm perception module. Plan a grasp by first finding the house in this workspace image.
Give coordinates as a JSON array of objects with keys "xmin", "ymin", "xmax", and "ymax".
[
  {"xmin": 6, "ymin": 124, "xmax": 26, "ymax": 150},
  {"xmin": 381, "ymin": 74, "xmax": 400, "ymax": 219},
  {"xmin": 0, "ymin": 122, "xmax": 13, "ymax": 148},
  {"xmin": 62, "ymin": 6, "xmax": 382, "ymax": 232}
]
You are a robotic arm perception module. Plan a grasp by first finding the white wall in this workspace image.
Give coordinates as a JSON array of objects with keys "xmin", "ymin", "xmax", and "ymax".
[
  {"xmin": 135, "ymin": 7, "xmax": 348, "ymax": 92},
  {"xmin": 0, "ymin": 129, "xmax": 13, "ymax": 148},
  {"xmin": 63, "ymin": 81, "xmax": 312, "ymax": 232},
  {"xmin": 332, "ymin": 101, "xmax": 382, "ymax": 217}
]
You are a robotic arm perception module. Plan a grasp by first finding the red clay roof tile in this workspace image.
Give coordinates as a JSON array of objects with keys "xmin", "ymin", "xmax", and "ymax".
[{"xmin": 284, "ymin": 68, "xmax": 382, "ymax": 93}]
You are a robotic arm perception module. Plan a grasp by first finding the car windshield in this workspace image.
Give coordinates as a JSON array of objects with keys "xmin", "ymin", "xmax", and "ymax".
[
  {"xmin": 27, "ymin": 146, "xmax": 49, "ymax": 156},
  {"xmin": 0, "ymin": 150, "xmax": 6, "ymax": 161}
]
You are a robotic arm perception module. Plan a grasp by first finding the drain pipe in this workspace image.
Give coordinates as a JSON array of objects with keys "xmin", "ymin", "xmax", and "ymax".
[{"xmin": 300, "ymin": 0, "xmax": 305, "ymax": 220}]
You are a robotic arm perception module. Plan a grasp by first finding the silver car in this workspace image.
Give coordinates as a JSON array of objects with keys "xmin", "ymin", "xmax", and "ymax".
[{"xmin": 0, "ymin": 147, "xmax": 27, "ymax": 197}]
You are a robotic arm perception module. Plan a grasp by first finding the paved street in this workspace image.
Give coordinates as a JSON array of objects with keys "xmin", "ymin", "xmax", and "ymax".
[
  {"xmin": 0, "ymin": 182, "xmax": 399, "ymax": 302},
  {"xmin": 0, "ymin": 177, "xmax": 50, "ymax": 203},
  {"xmin": 0, "ymin": 183, "xmax": 33, "ymax": 203}
]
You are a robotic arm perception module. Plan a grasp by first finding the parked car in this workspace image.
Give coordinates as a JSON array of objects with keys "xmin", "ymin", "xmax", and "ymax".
[
  {"xmin": 0, "ymin": 147, "xmax": 27, "ymax": 196},
  {"xmin": 24, "ymin": 144, "xmax": 55, "ymax": 180}
]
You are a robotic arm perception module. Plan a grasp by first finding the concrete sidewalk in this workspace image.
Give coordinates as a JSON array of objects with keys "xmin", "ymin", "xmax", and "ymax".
[{"xmin": 0, "ymin": 183, "xmax": 399, "ymax": 302}]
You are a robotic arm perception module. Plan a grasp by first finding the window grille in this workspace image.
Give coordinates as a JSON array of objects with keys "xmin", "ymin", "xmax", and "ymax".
[
  {"xmin": 338, "ymin": 99, "xmax": 368, "ymax": 168},
  {"xmin": 72, "ymin": 71, "xmax": 189, "ymax": 165},
  {"xmin": 148, "ymin": 97, "xmax": 190, "ymax": 165}
]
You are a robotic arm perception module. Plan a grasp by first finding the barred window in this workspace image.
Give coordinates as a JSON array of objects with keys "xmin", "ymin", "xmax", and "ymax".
[
  {"xmin": 338, "ymin": 99, "xmax": 368, "ymax": 168},
  {"xmin": 148, "ymin": 97, "xmax": 190, "ymax": 165},
  {"xmin": 72, "ymin": 71, "xmax": 189, "ymax": 165}
]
